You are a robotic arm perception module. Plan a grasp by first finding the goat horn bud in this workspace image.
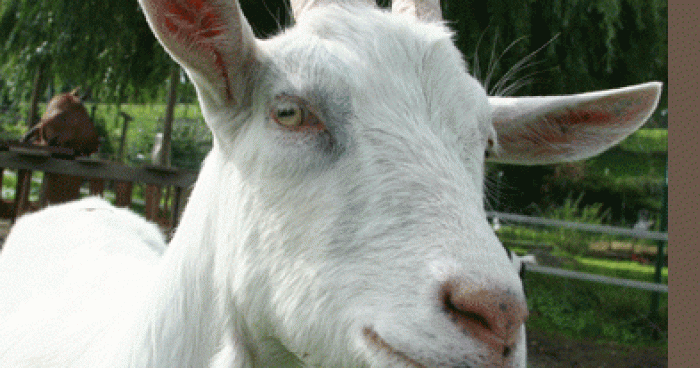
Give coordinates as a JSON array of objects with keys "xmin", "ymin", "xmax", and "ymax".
[{"xmin": 290, "ymin": 0, "xmax": 375, "ymax": 20}]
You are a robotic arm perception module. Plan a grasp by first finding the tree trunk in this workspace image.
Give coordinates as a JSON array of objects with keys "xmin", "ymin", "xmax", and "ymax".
[
  {"xmin": 25, "ymin": 64, "xmax": 46, "ymax": 129},
  {"xmin": 160, "ymin": 64, "xmax": 179, "ymax": 167}
]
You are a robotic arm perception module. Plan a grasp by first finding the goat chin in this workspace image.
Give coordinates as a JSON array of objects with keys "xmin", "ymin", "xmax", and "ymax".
[{"xmin": 0, "ymin": 0, "xmax": 661, "ymax": 367}]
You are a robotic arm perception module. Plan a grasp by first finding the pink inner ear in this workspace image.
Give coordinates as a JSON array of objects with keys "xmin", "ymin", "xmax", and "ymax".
[
  {"xmin": 498, "ymin": 107, "xmax": 628, "ymax": 160},
  {"xmin": 549, "ymin": 109, "xmax": 616, "ymax": 128},
  {"xmin": 161, "ymin": 0, "xmax": 233, "ymax": 101},
  {"xmin": 164, "ymin": 0, "xmax": 224, "ymax": 38},
  {"xmin": 561, "ymin": 93, "xmax": 651, "ymax": 127}
]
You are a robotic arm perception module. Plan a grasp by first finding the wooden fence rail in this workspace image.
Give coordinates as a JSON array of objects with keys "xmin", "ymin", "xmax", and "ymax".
[{"xmin": 0, "ymin": 141, "xmax": 198, "ymax": 235}]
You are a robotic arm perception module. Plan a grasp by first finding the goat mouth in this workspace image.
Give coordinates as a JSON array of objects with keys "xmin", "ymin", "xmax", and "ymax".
[{"xmin": 362, "ymin": 327, "xmax": 427, "ymax": 368}]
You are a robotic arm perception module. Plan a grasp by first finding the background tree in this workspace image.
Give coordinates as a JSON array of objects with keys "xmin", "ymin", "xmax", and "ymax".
[
  {"xmin": 443, "ymin": 0, "xmax": 667, "ymax": 111},
  {"xmin": 1, "ymin": 0, "xmax": 667, "ymax": 108},
  {"xmin": 0, "ymin": 0, "xmax": 173, "ymax": 114}
]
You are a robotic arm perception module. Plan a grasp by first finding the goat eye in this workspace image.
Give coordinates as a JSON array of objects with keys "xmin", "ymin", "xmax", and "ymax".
[
  {"xmin": 273, "ymin": 102, "xmax": 304, "ymax": 128},
  {"xmin": 270, "ymin": 97, "xmax": 327, "ymax": 134}
]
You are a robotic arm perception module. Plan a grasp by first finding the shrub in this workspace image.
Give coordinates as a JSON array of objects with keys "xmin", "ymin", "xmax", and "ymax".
[
  {"xmin": 168, "ymin": 118, "xmax": 212, "ymax": 170},
  {"xmin": 487, "ymin": 155, "xmax": 665, "ymax": 226},
  {"xmin": 542, "ymin": 193, "xmax": 610, "ymax": 255}
]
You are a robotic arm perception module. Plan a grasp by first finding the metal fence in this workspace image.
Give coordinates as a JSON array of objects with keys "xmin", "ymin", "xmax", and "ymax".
[
  {"xmin": 487, "ymin": 211, "xmax": 668, "ymax": 294},
  {"xmin": 488, "ymin": 208, "xmax": 669, "ymax": 342}
]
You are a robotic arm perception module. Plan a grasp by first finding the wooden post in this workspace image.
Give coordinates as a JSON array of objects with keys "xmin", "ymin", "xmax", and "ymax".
[
  {"xmin": 145, "ymin": 183, "xmax": 162, "ymax": 222},
  {"xmin": 40, "ymin": 173, "xmax": 82, "ymax": 206},
  {"xmin": 113, "ymin": 181, "xmax": 133, "ymax": 208},
  {"xmin": 117, "ymin": 112, "xmax": 133, "ymax": 162},
  {"xmin": 145, "ymin": 64, "xmax": 179, "ymax": 226},
  {"xmin": 89, "ymin": 178, "xmax": 105, "ymax": 196},
  {"xmin": 0, "ymin": 168, "xmax": 12, "ymax": 220},
  {"xmin": 13, "ymin": 169, "xmax": 33, "ymax": 222}
]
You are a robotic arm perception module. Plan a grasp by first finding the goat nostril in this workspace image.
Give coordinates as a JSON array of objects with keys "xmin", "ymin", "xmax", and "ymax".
[
  {"xmin": 443, "ymin": 294, "xmax": 491, "ymax": 331},
  {"xmin": 439, "ymin": 281, "xmax": 528, "ymax": 351}
]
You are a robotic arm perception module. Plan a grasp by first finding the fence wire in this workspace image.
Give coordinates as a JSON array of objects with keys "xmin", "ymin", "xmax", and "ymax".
[{"xmin": 487, "ymin": 211, "xmax": 668, "ymax": 293}]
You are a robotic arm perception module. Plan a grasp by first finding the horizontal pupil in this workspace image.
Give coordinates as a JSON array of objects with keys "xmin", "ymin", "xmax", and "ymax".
[{"xmin": 278, "ymin": 107, "xmax": 298, "ymax": 118}]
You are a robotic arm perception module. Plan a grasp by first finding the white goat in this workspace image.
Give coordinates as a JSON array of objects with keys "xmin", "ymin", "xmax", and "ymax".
[{"xmin": 0, "ymin": 0, "xmax": 661, "ymax": 367}]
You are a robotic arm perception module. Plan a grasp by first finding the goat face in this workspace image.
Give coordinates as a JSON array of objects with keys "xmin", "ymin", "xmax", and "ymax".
[
  {"xmin": 223, "ymin": 9, "xmax": 523, "ymax": 367},
  {"xmin": 140, "ymin": 0, "xmax": 660, "ymax": 367}
]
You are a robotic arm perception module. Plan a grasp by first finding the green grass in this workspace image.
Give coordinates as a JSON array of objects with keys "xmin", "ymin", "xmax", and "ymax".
[
  {"xmin": 524, "ymin": 271, "xmax": 667, "ymax": 347},
  {"xmin": 501, "ymin": 218, "xmax": 668, "ymax": 347},
  {"xmin": 587, "ymin": 128, "xmax": 667, "ymax": 181},
  {"xmin": 498, "ymin": 194, "xmax": 668, "ymax": 347},
  {"xmin": 504, "ymin": 232, "xmax": 667, "ymax": 284},
  {"xmin": 1, "ymin": 171, "xmax": 44, "ymax": 202},
  {"xmin": 618, "ymin": 128, "xmax": 668, "ymax": 153},
  {"xmin": 574, "ymin": 256, "xmax": 668, "ymax": 284}
]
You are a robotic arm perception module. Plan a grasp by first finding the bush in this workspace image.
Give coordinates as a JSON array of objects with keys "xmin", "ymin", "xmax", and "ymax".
[
  {"xmin": 487, "ymin": 156, "xmax": 665, "ymax": 226},
  {"xmin": 542, "ymin": 193, "xmax": 609, "ymax": 255},
  {"xmin": 168, "ymin": 118, "xmax": 212, "ymax": 170}
]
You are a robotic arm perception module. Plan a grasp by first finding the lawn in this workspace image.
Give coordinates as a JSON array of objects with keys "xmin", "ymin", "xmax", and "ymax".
[
  {"xmin": 499, "ymin": 221, "xmax": 668, "ymax": 348},
  {"xmin": 587, "ymin": 128, "xmax": 667, "ymax": 181}
]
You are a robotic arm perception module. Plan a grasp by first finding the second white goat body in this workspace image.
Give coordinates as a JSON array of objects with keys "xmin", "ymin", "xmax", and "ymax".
[{"xmin": 0, "ymin": 197, "xmax": 165, "ymax": 366}]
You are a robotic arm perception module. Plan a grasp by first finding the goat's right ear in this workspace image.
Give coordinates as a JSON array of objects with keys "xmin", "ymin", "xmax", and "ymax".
[
  {"xmin": 487, "ymin": 82, "xmax": 662, "ymax": 165},
  {"xmin": 138, "ymin": 0, "xmax": 260, "ymax": 106}
]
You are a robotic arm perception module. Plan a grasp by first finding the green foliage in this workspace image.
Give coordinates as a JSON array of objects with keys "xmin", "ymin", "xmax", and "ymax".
[
  {"xmin": 0, "ymin": 0, "xmax": 172, "ymax": 103},
  {"xmin": 1, "ymin": 0, "xmax": 668, "ymax": 110},
  {"xmin": 617, "ymin": 128, "xmax": 668, "ymax": 153},
  {"xmin": 497, "ymin": 195, "xmax": 668, "ymax": 346},
  {"xmin": 542, "ymin": 194, "xmax": 609, "ymax": 255},
  {"xmin": 168, "ymin": 118, "xmax": 213, "ymax": 170},
  {"xmin": 488, "ymin": 128, "xmax": 667, "ymax": 227},
  {"xmin": 79, "ymin": 103, "xmax": 210, "ymax": 168},
  {"xmin": 1, "ymin": 101, "xmax": 210, "ymax": 168},
  {"xmin": 442, "ymin": 0, "xmax": 667, "ymax": 116},
  {"xmin": 0, "ymin": 104, "xmax": 24, "ymax": 140},
  {"xmin": 575, "ymin": 257, "xmax": 668, "ymax": 284},
  {"xmin": 542, "ymin": 162, "xmax": 664, "ymax": 227},
  {"xmin": 525, "ymin": 271, "xmax": 667, "ymax": 345}
]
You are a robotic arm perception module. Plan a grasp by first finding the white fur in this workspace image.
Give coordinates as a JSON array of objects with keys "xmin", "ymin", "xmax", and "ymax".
[{"xmin": 0, "ymin": 1, "xmax": 661, "ymax": 367}]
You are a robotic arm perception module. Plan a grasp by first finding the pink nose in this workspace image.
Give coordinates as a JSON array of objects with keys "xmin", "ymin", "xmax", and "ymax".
[{"xmin": 440, "ymin": 281, "xmax": 528, "ymax": 357}]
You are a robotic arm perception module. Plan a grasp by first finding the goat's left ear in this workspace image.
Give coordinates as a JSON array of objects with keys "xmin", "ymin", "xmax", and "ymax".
[
  {"xmin": 487, "ymin": 82, "xmax": 662, "ymax": 165},
  {"xmin": 138, "ymin": 0, "xmax": 260, "ymax": 107}
]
